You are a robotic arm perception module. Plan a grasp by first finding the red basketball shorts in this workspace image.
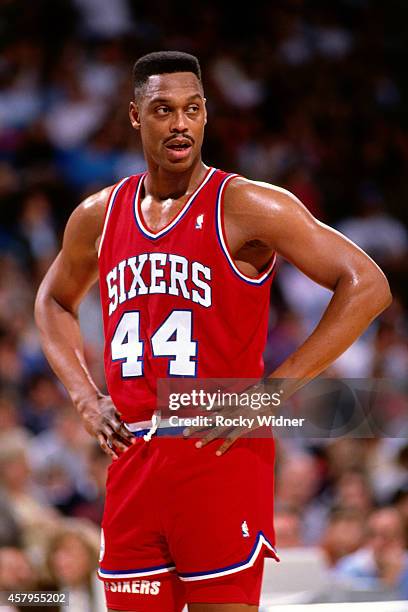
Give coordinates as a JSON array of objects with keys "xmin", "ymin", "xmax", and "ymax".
[{"xmin": 98, "ymin": 435, "xmax": 279, "ymax": 610}]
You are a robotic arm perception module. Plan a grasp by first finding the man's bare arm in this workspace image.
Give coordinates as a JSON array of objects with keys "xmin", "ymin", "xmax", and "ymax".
[
  {"xmin": 226, "ymin": 178, "xmax": 392, "ymax": 385},
  {"xmin": 34, "ymin": 187, "xmax": 134, "ymax": 458},
  {"xmin": 189, "ymin": 178, "xmax": 394, "ymax": 456}
]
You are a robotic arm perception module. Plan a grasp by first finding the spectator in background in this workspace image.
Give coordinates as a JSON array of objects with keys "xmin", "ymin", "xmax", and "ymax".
[
  {"xmin": 264, "ymin": 308, "xmax": 306, "ymax": 374},
  {"xmin": 46, "ymin": 519, "xmax": 105, "ymax": 612},
  {"xmin": 325, "ymin": 439, "xmax": 366, "ymax": 480},
  {"xmin": 72, "ymin": 0, "xmax": 134, "ymax": 39},
  {"xmin": 73, "ymin": 442, "xmax": 110, "ymax": 525},
  {"xmin": 362, "ymin": 439, "xmax": 408, "ymax": 506},
  {"xmin": 29, "ymin": 406, "xmax": 93, "ymax": 513},
  {"xmin": 0, "ymin": 430, "xmax": 60, "ymax": 556},
  {"xmin": 337, "ymin": 186, "xmax": 408, "ymax": 268},
  {"xmin": 371, "ymin": 320, "xmax": 408, "ymax": 379},
  {"xmin": 44, "ymin": 70, "xmax": 107, "ymax": 152},
  {"xmin": 276, "ymin": 263, "xmax": 332, "ymax": 336},
  {"xmin": 275, "ymin": 452, "xmax": 327, "ymax": 545},
  {"xmin": 0, "ymin": 256, "xmax": 33, "ymax": 317},
  {"xmin": 320, "ymin": 508, "xmax": 365, "ymax": 567},
  {"xmin": 0, "ymin": 393, "xmax": 25, "ymax": 548},
  {"xmin": 0, "ymin": 546, "xmax": 56, "ymax": 612},
  {"xmin": 0, "ymin": 329, "xmax": 23, "ymax": 388},
  {"xmin": 17, "ymin": 189, "xmax": 58, "ymax": 279},
  {"xmin": 0, "ymin": 390, "xmax": 21, "ymax": 432},
  {"xmin": 0, "ymin": 546, "xmax": 35, "ymax": 589},
  {"xmin": 331, "ymin": 299, "xmax": 408, "ymax": 379},
  {"xmin": 22, "ymin": 374, "xmax": 62, "ymax": 435},
  {"xmin": 274, "ymin": 509, "xmax": 303, "ymax": 548},
  {"xmin": 80, "ymin": 39, "xmax": 126, "ymax": 103},
  {"xmin": 283, "ymin": 164, "xmax": 325, "ymax": 220},
  {"xmin": 0, "ymin": 545, "xmax": 60, "ymax": 611},
  {"xmin": 334, "ymin": 507, "xmax": 408, "ymax": 600},
  {"xmin": 0, "ymin": 40, "xmax": 43, "ymax": 131},
  {"xmin": 236, "ymin": 131, "xmax": 295, "ymax": 185},
  {"xmin": 209, "ymin": 50, "xmax": 266, "ymax": 110},
  {"xmin": 332, "ymin": 469, "xmax": 374, "ymax": 519},
  {"xmin": 0, "ymin": 493, "xmax": 23, "ymax": 549}
]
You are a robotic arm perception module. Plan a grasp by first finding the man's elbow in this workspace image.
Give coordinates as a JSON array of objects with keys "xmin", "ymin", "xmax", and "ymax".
[
  {"xmin": 380, "ymin": 277, "xmax": 393, "ymax": 311},
  {"xmin": 34, "ymin": 277, "xmax": 59, "ymax": 328},
  {"xmin": 34, "ymin": 281, "xmax": 50, "ymax": 330},
  {"xmin": 363, "ymin": 267, "xmax": 392, "ymax": 316}
]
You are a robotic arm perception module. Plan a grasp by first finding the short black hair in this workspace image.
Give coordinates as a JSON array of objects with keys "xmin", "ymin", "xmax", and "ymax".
[{"xmin": 133, "ymin": 51, "xmax": 202, "ymax": 99}]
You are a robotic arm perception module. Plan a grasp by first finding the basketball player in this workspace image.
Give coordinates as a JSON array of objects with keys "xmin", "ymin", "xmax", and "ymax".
[{"xmin": 35, "ymin": 52, "xmax": 391, "ymax": 612}]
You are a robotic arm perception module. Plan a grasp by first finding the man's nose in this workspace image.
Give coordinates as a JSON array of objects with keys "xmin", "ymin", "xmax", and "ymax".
[{"xmin": 169, "ymin": 110, "xmax": 188, "ymax": 132}]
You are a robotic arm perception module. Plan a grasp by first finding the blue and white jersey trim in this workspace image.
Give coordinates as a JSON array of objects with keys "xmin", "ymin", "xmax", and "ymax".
[
  {"xmin": 134, "ymin": 167, "xmax": 217, "ymax": 240},
  {"xmin": 98, "ymin": 563, "xmax": 176, "ymax": 580},
  {"xmin": 98, "ymin": 531, "xmax": 277, "ymax": 582},
  {"xmin": 180, "ymin": 531, "xmax": 278, "ymax": 582},
  {"xmin": 98, "ymin": 176, "xmax": 130, "ymax": 258},
  {"xmin": 215, "ymin": 174, "xmax": 277, "ymax": 285}
]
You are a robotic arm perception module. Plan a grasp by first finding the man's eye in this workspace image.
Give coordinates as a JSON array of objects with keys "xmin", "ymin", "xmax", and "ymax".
[
  {"xmin": 187, "ymin": 105, "xmax": 199, "ymax": 113},
  {"xmin": 156, "ymin": 107, "xmax": 170, "ymax": 115}
]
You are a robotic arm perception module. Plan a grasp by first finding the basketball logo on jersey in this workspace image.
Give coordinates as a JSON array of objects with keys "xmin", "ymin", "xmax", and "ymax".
[
  {"xmin": 195, "ymin": 214, "xmax": 204, "ymax": 229},
  {"xmin": 241, "ymin": 521, "xmax": 250, "ymax": 538}
]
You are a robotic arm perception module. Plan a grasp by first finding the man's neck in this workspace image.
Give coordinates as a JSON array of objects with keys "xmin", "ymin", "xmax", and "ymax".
[{"xmin": 144, "ymin": 159, "xmax": 207, "ymax": 201}]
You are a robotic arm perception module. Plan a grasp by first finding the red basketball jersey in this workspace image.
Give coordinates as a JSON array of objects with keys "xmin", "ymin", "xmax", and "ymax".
[{"xmin": 98, "ymin": 167, "xmax": 276, "ymax": 422}]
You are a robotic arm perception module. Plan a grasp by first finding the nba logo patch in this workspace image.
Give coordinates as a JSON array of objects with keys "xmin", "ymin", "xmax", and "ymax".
[
  {"xmin": 195, "ymin": 214, "xmax": 204, "ymax": 229},
  {"xmin": 241, "ymin": 521, "xmax": 250, "ymax": 538}
]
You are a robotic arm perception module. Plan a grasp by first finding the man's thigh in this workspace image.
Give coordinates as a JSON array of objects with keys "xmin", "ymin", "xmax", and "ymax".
[{"xmin": 182, "ymin": 554, "xmax": 264, "ymax": 610}]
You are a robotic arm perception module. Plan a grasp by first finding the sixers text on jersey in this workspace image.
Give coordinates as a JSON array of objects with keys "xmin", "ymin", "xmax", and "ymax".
[{"xmin": 105, "ymin": 253, "xmax": 212, "ymax": 316}]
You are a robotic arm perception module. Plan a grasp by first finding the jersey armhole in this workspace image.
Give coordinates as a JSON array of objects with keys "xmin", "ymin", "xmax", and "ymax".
[
  {"xmin": 215, "ymin": 174, "xmax": 277, "ymax": 286},
  {"xmin": 97, "ymin": 177, "xmax": 130, "ymax": 258}
]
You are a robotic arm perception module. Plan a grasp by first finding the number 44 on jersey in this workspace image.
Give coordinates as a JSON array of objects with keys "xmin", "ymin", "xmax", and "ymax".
[{"xmin": 111, "ymin": 310, "xmax": 197, "ymax": 377}]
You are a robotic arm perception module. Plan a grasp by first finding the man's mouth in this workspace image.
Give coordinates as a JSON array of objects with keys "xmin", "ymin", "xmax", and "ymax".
[
  {"xmin": 166, "ymin": 143, "xmax": 191, "ymax": 150},
  {"xmin": 164, "ymin": 139, "xmax": 193, "ymax": 160},
  {"xmin": 165, "ymin": 139, "xmax": 193, "ymax": 151}
]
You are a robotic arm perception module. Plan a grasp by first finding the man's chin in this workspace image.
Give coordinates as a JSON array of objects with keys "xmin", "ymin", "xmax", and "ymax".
[{"xmin": 161, "ymin": 156, "xmax": 196, "ymax": 172}]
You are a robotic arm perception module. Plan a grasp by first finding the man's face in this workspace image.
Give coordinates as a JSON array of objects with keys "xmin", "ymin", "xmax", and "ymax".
[
  {"xmin": 129, "ymin": 72, "xmax": 207, "ymax": 172},
  {"xmin": 367, "ymin": 509, "xmax": 404, "ymax": 562}
]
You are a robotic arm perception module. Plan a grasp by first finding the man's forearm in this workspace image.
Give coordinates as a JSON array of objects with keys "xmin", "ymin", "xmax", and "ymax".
[
  {"xmin": 34, "ymin": 292, "xmax": 102, "ymax": 410},
  {"xmin": 270, "ymin": 273, "xmax": 391, "ymax": 392}
]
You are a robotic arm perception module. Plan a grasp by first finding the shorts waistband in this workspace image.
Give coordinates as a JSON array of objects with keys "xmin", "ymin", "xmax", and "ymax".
[{"xmin": 124, "ymin": 413, "xmax": 184, "ymax": 440}]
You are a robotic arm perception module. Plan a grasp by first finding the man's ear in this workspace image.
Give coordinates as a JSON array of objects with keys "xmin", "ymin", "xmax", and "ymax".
[
  {"xmin": 203, "ymin": 97, "xmax": 207, "ymax": 125},
  {"xmin": 129, "ymin": 101, "xmax": 141, "ymax": 130}
]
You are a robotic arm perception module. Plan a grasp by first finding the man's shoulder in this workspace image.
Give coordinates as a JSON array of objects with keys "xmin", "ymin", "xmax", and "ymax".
[
  {"xmin": 68, "ymin": 183, "xmax": 118, "ymax": 233},
  {"xmin": 63, "ymin": 183, "xmax": 118, "ymax": 254},
  {"xmin": 223, "ymin": 173, "xmax": 301, "ymax": 215},
  {"xmin": 78, "ymin": 183, "xmax": 117, "ymax": 216}
]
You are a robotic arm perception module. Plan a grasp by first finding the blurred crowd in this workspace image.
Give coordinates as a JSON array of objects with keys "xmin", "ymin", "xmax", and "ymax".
[{"xmin": 0, "ymin": 0, "xmax": 407, "ymax": 609}]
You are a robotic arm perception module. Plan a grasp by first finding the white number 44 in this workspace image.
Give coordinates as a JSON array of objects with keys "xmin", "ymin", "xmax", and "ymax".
[{"xmin": 111, "ymin": 310, "xmax": 197, "ymax": 377}]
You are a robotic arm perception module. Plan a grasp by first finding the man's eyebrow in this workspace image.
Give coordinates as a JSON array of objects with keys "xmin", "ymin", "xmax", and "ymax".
[{"xmin": 148, "ymin": 94, "xmax": 202, "ymax": 105}]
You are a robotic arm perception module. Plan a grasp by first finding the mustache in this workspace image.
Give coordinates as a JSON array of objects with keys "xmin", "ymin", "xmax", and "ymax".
[{"xmin": 163, "ymin": 134, "xmax": 195, "ymax": 145}]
